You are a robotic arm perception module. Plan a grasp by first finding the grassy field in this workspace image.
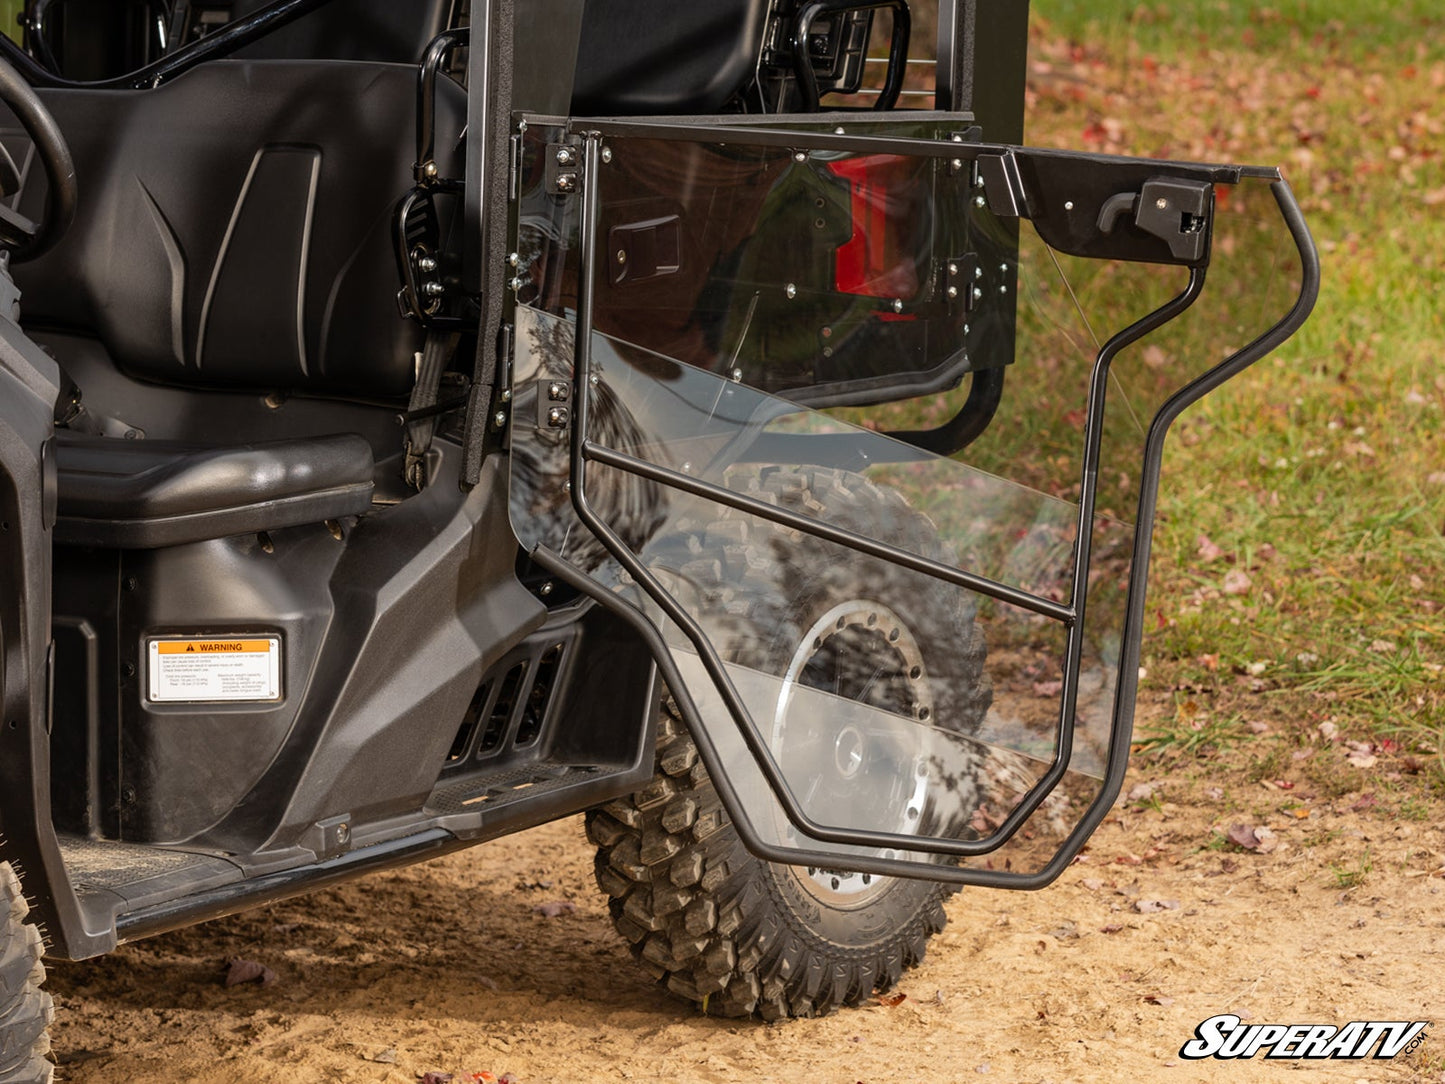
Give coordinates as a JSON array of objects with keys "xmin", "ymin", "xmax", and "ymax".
[{"xmin": 1023, "ymin": 1, "xmax": 1445, "ymax": 795}]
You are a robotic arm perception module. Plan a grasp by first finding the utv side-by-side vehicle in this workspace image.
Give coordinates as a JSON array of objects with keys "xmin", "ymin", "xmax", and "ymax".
[{"xmin": 0, "ymin": 0, "xmax": 1315, "ymax": 1076}]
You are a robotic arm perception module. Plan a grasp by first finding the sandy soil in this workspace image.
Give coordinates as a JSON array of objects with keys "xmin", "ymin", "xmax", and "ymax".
[{"xmin": 44, "ymin": 752, "xmax": 1445, "ymax": 1084}]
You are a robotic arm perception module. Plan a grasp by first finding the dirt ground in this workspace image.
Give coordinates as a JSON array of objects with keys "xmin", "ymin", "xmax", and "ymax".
[{"xmin": 44, "ymin": 741, "xmax": 1445, "ymax": 1084}]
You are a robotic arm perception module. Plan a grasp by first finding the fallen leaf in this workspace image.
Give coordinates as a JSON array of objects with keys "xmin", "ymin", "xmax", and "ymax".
[
  {"xmin": 421, "ymin": 1074, "xmax": 455, "ymax": 1084},
  {"xmin": 1049, "ymin": 922, "xmax": 1080, "ymax": 940},
  {"xmin": 223, "ymin": 958, "xmax": 277, "ymax": 988},
  {"xmin": 1144, "ymin": 993, "xmax": 1175, "ymax": 1006},
  {"xmin": 1221, "ymin": 569, "xmax": 1252, "ymax": 596},
  {"xmin": 1196, "ymin": 534, "xmax": 1226, "ymax": 561},
  {"xmin": 1100, "ymin": 924, "xmax": 1125, "ymax": 934},
  {"xmin": 531, "ymin": 900, "xmax": 577, "ymax": 918},
  {"xmin": 876, "ymin": 992, "xmax": 907, "ymax": 1007},
  {"xmin": 1080, "ymin": 877, "xmax": 1105, "ymax": 891},
  {"xmin": 1225, "ymin": 824, "xmax": 1262, "ymax": 850},
  {"xmin": 371, "ymin": 1049, "xmax": 398, "ymax": 1065},
  {"xmin": 1134, "ymin": 899, "xmax": 1181, "ymax": 914},
  {"xmin": 1350, "ymin": 793, "xmax": 1378, "ymax": 812},
  {"xmin": 1125, "ymin": 782, "xmax": 1156, "ymax": 803}
]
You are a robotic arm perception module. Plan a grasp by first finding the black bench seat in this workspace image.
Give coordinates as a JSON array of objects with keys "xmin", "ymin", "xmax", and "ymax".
[{"xmin": 53, "ymin": 432, "xmax": 374, "ymax": 549}]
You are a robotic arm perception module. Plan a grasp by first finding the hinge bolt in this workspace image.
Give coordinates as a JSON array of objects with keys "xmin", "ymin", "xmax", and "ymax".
[
  {"xmin": 493, "ymin": 410, "xmax": 507, "ymax": 428},
  {"xmin": 555, "ymin": 173, "xmax": 577, "ymax": 193},
  {"xmin": 555, "ymin": 146, "xmax": 577, "ymax": 166},
  {"xmin": 547, "ymin": 406, "xmax": 570, "ymax": 427},
  {"xmin": 547, "ymin": 382, "xmax": 569, "ymax": 401},
  {"xmin": 423, "ymin": 281, "xmax": 445, "ymax": 297}
]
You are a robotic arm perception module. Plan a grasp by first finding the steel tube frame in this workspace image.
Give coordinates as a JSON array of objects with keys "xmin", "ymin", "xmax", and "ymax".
[{"xmin": 538, "ymin": 124, "xmax": 1317, "ymax": 886}]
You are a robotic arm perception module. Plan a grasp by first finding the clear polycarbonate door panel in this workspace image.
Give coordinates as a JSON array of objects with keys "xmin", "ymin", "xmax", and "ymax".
[{"xmin": 507, "ymin": 119, "xmax": 1315, "ymax": 886}]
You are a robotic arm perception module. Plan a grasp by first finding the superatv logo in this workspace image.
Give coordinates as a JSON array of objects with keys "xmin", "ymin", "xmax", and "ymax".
[{"xmin": 1181, "ymin": 1015, "xmax": 1430, "ymax": 1060}]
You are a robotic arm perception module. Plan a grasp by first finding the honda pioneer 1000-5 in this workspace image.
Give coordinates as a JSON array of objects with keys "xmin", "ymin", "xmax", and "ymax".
[{"xmin": 0, "ymin": 0, "xmax": 1314, "ymax": 1077}]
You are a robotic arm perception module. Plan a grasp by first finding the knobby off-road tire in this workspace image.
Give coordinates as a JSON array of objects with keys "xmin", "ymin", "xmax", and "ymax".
[
  {"xmin": 587, "ymin": 468, "xmax": 991, "ymax": 1019},
  {"xmin": 0, "ymin": 863, "xmax": 53, "ymax": 1084}
]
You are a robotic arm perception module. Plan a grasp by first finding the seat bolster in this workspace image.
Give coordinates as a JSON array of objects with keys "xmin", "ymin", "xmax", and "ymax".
[{"xmin": 54, "ymin": 432, "xmax": 375, "ymax": 549}]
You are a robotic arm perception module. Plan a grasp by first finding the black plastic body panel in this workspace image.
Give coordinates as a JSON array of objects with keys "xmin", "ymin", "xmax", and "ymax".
[{"xmin": 9, "ymin": 60, "xmax": 465, "ymax": 400}]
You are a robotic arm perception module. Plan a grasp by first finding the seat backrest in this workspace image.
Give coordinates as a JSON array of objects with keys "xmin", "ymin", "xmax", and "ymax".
[
  {"xmin": 571, "ymin": 0, "xmax": 770, "ymax": 115},
  {"xmin": 231, "ymin": 0, "xmax": 453, "ymax": 64},
  {"xmin": 14, "ymin": 60, "xmax": 465, "ymax": 400}
]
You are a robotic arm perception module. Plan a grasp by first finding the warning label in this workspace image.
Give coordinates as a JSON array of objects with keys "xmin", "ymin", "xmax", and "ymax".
[{"xmin": 147, "ymin": 637, "xmax": 281, "ymax": 703}]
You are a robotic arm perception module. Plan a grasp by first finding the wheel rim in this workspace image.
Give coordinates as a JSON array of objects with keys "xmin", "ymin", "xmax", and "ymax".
[{"xmin": 773, "ymin": 599, "xmax": 931, "ymax": 908}]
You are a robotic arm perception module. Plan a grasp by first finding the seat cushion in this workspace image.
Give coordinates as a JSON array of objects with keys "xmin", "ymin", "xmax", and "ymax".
[{"xmin": 54, "ymin": 432, "xmax": 375, "ymax": 548}]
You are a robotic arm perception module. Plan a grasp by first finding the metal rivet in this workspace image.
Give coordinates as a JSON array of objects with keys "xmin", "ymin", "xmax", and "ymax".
[
  {"xmin": 1155, "ymin": 197, "xmax": 1169, "ymax": 210},
  {"xmin": 681, "ymin": 462, "xmax": 692, "ymax": 473},
  {"xmin": 547, "ymin": 382, "xmax": 569, "ymax": 401},
  {"xmin": 417, "ymin": 255, "xmax": 438, "ymax": 273},
  {"xmin": 555, "ymin": 173, "xmax": 577, "ymax": 192},
  {"xmin": 999, "ymin": 263, "xmax": 1008, "ymax": 274},
  {"xmin": 793, "ymin": 151, "xmax": 807, "ymax": 162},
  {"xmin": 423, "ymin": 281, "xmax": 445, "ymax": 297},
  {"xmin": 947, "ymin": 285, "xmax": 958, "ymax": 299},
  {"xmin": 422, "ymin": 160, "xmax": 438, "ymax": 179},
  {"xmin": 337, "ymin": 823, "xmax": 350, "ymax": 844},
  {"xmin": 500, "ymin": 387, "xmax": 512, "ymax": 402},
  {"xmin": 493, "ymin": 410, "xmax": 507, "ymax": 428},
  {"xmin": 891, "ymin": 298, "xmax": 903, "ymax": 313},
  {"xmin": 547, "ymin": 406, "xmax": 569, "ymax": 426},
  {"xmin": 731, "ymin": 368, "xmax": 743, "ymax": 381},
  {"xmin": 509, "ymin": 276, "xmax": 524, "ymax": 291},
  {"xmin": 539, "ymin": 581, "xmax": 554, "ymax": 597},
  {"xmin": 963, "ymin": 324, "xmax": 970, "ymax": 335},
  {"xmin": 785, "ymin": 283, "xmax": 798, "ymax": 299},
  {"xmin": 834, "ymin": 126, "xmax": 845, "ymax": 135},
  {"xmin": 555, "ymin": 146, "xmax": 576, "ymax": 166},
  {"xmin": 508, "ymin": 252, "xmax": 520, "ymax": 267},
  {"xmin": 974, "ymin": 265, "xmax": 983, "ymax": 279},
  {"xmin": 589, "ymin": 373, "xmax": 600, "ymax": 385},
  {"xmin": 951, "ymin": 158, "xmax": 964, "ymax": 171},
  {"xmin": 973, "ymin": 194, "xmax": 986, "ymax": 208},
  {"xmin": 601, "ymin": 146, "xmax": 613, "ymax": 163},
  {"xmin": 999, "ymin": 284, "xmax": 1009, "ymax": 294},
  {"xmin": 948, "ymin": 262, "xmax": 958, "ymax": 276},
  {"xmin": 972, "ymin": 286, "xmax": 983, "ymax": 303},
  {"xmin": 616, "ymin": 249, "xmax": 627, "ymax": 264},
  {"xmin": 1064, "ymin": 200, "xmax": 1075, "ymax": 211}
]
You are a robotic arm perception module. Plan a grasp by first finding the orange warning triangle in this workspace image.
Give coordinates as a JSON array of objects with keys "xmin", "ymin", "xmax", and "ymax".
[{"xmin": 186, "ymin": 644, "xmax": 195, "ymax": 652}]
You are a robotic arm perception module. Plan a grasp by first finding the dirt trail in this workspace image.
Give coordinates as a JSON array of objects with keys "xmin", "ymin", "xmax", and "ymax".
[{"xmin": 46, "ymin": 764, "xmax": 1445, "ymax": 1084}]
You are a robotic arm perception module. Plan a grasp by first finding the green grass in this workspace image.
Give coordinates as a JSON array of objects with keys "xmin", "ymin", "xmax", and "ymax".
[
  {"xmin": 1036, "ymin": 0, "xmax": 1445, "ymax": 61},
  {"xmin": 1016, "ymin": 0, "xmax": 1445, "ymax": 788}
]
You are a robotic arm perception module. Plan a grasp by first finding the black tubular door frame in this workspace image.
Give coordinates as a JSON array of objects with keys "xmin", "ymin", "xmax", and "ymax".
[{"xmin": 534, "ymin": 121, "xmax": 1319, "ymax": 888}]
